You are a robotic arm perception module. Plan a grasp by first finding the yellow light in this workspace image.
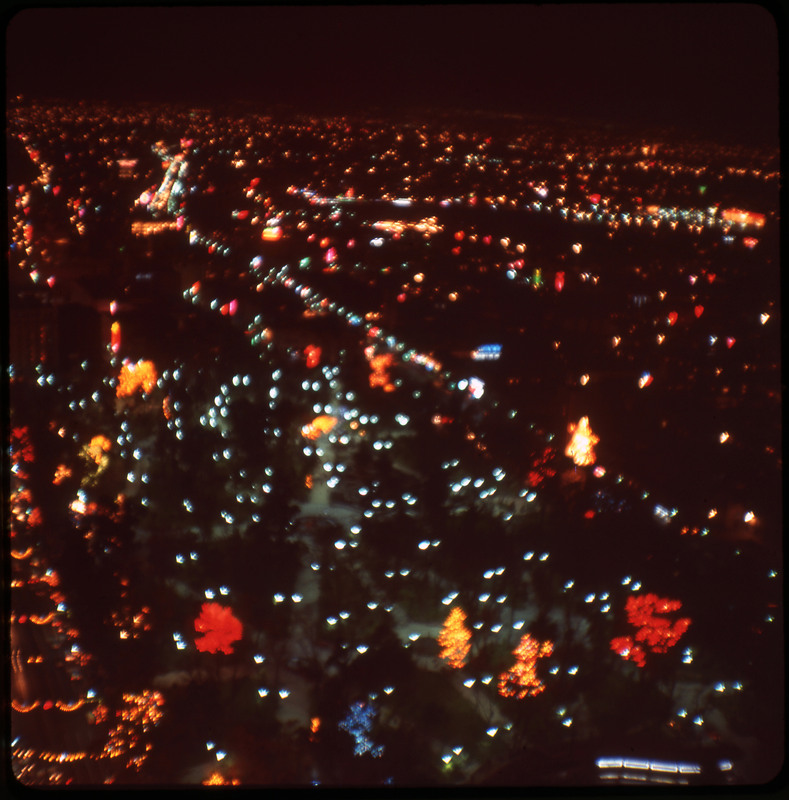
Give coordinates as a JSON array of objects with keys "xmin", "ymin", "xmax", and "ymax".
[{"xmin": 565, "ymin": 416, "xmax": 599, "ymax": 467}]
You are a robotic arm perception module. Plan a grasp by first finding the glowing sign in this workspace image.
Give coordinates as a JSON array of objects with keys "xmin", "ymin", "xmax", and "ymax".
[
  {"xmin": 110, "ymin": 321, "xmax": 121, "ymax": 354},
  {"xmin": 301, "ymin": 415, "xmax": 338, "ymax": 440},
  {"xmin": 721, "ymin": 209, "xmax": 765, "ymax": 228},
  {"xmin": 471, "ymin": 344, "xmax": 501, "ymax": 361},
  {"xmin": 261, "ymin": 227, "xmax": 282, "ymax": 241}
]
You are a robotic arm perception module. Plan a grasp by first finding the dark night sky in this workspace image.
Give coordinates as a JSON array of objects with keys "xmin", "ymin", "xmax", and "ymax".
[{"xmin": 5, "ymin": 4, "xmax": 782, "ymax": 145}]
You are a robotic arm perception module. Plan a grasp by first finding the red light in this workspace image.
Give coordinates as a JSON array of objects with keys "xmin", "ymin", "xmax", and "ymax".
[{"xmin": 694, "ymin": 305, "xmax": 704, "ymax": 318}]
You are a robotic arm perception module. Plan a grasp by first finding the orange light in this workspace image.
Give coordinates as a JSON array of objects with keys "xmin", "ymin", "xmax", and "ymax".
[
  {"xmin": 261, "ymin": 226, "xmax": 282, "ymax": 241},
  {"xmin": 116, "ymin": 360, "xmax": 157, "ymax": 398},
  {"xmin": 301, "ymin": 415, "xmax": 338, "ymax": 440},
  {"xmin": 438, "ymin": 607, "xmax": 472, "ymax": 669},
  {"xmin": 498, "ymin": 634, "xmax": 553, "ymax": 698},
  {"xmin": 565, "ymin": 417, "xmax": 599, "ymax": 467}
]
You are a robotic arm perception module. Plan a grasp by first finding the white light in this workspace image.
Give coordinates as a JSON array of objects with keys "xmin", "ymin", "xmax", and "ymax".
[
  {"xmin": 219, "ymin": 586, "xmax": 229, "ymax": 595},
  {"xmin": 254, "ymin": 654, "xmax": 265, "ymax": 664},
  {"xmin": 273, "ymin": 593, "xmax": 284, "ymax": 603},
  {"xmin": 463, "ymin": 678, "xmax": 476, "ymax": 688},
  {"xmin": 334, "ymin": 539, "xmax": 346, "ymax": 550},
  {"xmin": 339, "ymin": 611, "xmax": 350, "ymax": 619},
  {"xmin": 486, "ymin": 727, "xmax": 498, "ymax": 737},
  {"xmin": 279, "ymin": 689, "xmax": 290, "ymax": 699},
  {"xmin": 258, "ymin": 688, "xmax": 269, "ymax": 697},
  {"xmin": 291, "ymin": 593, "xmax": 303, "ymax": 603},
  {"xmin": 418, "ymin": 540, "xmax": 430, "ymax": 550},
  {"xmin": 523, "ymin": 551, "xmax": 534, "ymax": 560},
  {"xmin": 204, "ymin": 589, "xmax": 215, "ymax": 599}
]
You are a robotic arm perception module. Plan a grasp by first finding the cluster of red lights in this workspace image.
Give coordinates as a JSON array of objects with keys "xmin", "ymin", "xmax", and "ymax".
[
  {"xmin": 610, "ymin": 594, "xmax": 691, "ymax": 668},
  {"xmin": 194, "ymin": 602, "xmax": 243, "ymax": 654},
  {"xmin": 527, "ymin": 446, "xmax": 557, "ymax": 488}
]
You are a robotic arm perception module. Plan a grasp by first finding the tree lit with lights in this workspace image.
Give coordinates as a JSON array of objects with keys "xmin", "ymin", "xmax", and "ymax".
[
  {"xmin": 565, "ymin": 416, "xmax": 599, "ymax": 467},
  {"xmin": 116, "ymin": 360, "xmax": 157, "ymax": 398},
  {"xmin": 437, "ymin": 607, "xmax": 472, "ymax": 669},
  {"xmin": 194, "ymin": 603, "xmax": 243, "ymax": 654},
  {"xmin": 338, "ymin": 700, "xmax": 384, "ymax": 758},
  {"xmin": 498, "ymin": 634, "xmax": 554, "ymax": 698},
  {"xmin": 611, "ymin": 594, "xmax": 691, "ymax": 668}
]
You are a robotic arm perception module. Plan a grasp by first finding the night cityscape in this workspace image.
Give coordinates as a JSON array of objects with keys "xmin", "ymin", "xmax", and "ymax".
[{"xmin": 5, "ymin": 4, "xmax": 784, "ymax": 792}]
